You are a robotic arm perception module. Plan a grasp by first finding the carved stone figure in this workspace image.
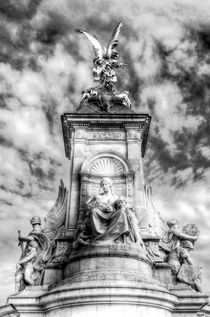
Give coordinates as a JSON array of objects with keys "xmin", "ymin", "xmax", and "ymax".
[
  {"xmin": 76, "ymin": 22, "xmax": 125, "ymax": 92},
  {"xmin": 76, "ymin": 22, "xmax": 132, "ymax": 110},
  {"xmin": 73, "ymin": 218, "xmax": 94, "ymax": 249},
  {"xmin": 85, "ymin": 177, "xmax": 118, "ymax": 241},
  {"xmin": 162, "ymin": 219, "xmax": 201, "ymax": 292},
  {"xmin": 15, "ymin": 217, "xmax": 52, "ymax": 291},
  {"xmin": 73, "ymin": 178, "xmax": 144, "ymax": 248},
  {"xmin": 114, "ymin": 196, "xmax": 145, "ymax": 248},
  {"xmin": 15, "ymin": 180, "xmax": 68, "ymax": 290}
]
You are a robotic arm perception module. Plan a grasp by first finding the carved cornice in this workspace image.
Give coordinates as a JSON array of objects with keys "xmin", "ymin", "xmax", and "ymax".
[{"xmin": 61, "ymin": 113, "xmax": 151, "ymax": 159}]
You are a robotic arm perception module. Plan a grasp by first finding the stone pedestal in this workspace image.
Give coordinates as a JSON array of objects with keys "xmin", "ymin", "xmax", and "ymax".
[
  {"xmin": 1, "ymin": 106, "xmax": 209, "ymax": 317},
  {"xmin": 5, "ymin": 244, "xmax": 176, "ymax": 317},
  {"xmin": 61, "ymin": 112, "xmax": 152, "ymax": 235},
  {"xmin": 3, "ymin": 243, "xmax": 209, "ymax": 317},
  {"xmin": 64, "ymin": 244, "xmax": 153, "ymax": 281}
]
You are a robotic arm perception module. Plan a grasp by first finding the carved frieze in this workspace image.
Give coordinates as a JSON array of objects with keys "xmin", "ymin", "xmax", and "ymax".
[
  {"xmin": 75, "ymin": 129, "xmax": 86, "ymax": 139},
  {"xmin": 65, "ymin": 270, "xmax": 150, "ymax": 284},
  {"xmin": 126, "ymin": 130, "xmax": 140, "ymax": 139},
  {"xmin": 61, "ymin": 113, "xmax": 151, "ymax": 159},
  {"xmin": 88, "ymin": 131, "xmax": 125, "ymax": 140},
  {"xmin": 75, "ymin": 129, "xmax": 126, "ymax": 140}
]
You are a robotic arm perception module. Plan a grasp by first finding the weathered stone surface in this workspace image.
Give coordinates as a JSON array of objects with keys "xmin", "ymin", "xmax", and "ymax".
[
  {"xmin": 161, "ymin": 219, "xmax": 202, "ymax": 293},
  {"xmin": 64, "ymin": 243, "xmax": 152, "ymax": 281},
  {"xmin": 43, "ymin": 264, "xmax": 63, "ymax": 286},
  {"xmin": 5, "ymin": 281, "xmax": 210, "ymax": 317},
  {"xmin": 1, "ymin": 21, "xmax": 209, "ymax": 317},
  {"xmin": 153, "ymin": 262, "xmax": 172, "ymax": 284},
  {"xmin": 61, "ymin": 112, "xmax": 152, "ymax": 233}
]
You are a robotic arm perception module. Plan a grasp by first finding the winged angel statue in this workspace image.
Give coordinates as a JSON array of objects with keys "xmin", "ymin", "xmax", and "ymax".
[
  {"xmin": 76, "ymin": 22, "xmax": 131, "ymax": 108},
  {"xmin": 15, "ymin": 180, "xmax": 68, "ymax": 291}
]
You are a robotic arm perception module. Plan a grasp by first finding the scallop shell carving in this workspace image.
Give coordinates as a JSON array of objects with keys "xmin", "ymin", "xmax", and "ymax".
[{"xmin": 90, "ymin": 157, "xmax": 124, "ymax": 176}]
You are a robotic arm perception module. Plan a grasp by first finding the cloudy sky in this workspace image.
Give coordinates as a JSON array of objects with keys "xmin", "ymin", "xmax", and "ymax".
[{"xmin": 0, "ymin": 0, "xmax": 210, "ymax": 304}]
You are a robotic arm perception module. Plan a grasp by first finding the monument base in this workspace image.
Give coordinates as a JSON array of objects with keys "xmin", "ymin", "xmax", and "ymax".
[
  {"xmin": 2, "ymin": 244, "xmax": 209, "ymax": 317},
  {"xmin": 4, "ymin": 282, "xmax": 209, "ymax": 317}
]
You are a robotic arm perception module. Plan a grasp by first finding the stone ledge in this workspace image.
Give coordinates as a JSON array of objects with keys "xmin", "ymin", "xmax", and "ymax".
[
  {"xmin": 169, "ymin": 284, "xmax": 209, "ymax": 313},
  {"xmin": 6, "ymin": 280, "xmax": 177, "ymax": 312},
  {"xmin": 54, "ymin": 269, "xmax": 164, "ymax": 287},
  {"xmin": 0, "ymin": 304, "xmax": 19, "ymax": 317},
  {"xmin": 6, "ymin": 277, "xmax": 209, "ymax": 316},
  {"xmin": 39, "ymin": 282, "xmax": 178, "ymax": 312},
  {"xmin": 67, "ymin": 243, "xmax": 151, "ymax": 266}
]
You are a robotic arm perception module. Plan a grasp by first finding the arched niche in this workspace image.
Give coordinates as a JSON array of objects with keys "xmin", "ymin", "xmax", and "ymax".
[{"xmin": 79, "ymin": 151, "xmax": 134, "ymax": 220}]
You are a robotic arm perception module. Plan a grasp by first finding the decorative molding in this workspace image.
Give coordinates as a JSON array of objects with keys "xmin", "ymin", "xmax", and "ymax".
[
  {"xmin": 126, "ymin": 130, "xmax": 140, "ymax": 139},
  {"xmin": 63, "ymin": 270, "xmax": 154, "ymax": 284},
  {"xmin": 61, "ymin": 113, "xmax": 151, "ymax": 159},
  {"xmin": 80, "ymin": 151, "xmax": 134, "ymax": 176},
  {"xmin": 88, "ymin": 131, "xmax": 125, "ymax": 140},
  {"xmin": 90, "ymin": 157, "xmax": 125, "ymax": 176}
]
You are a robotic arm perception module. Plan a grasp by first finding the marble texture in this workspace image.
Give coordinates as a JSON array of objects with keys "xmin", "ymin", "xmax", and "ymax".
[{"xmin": 1, "ymin": 110, "xmax": 209, "ymax": 317}]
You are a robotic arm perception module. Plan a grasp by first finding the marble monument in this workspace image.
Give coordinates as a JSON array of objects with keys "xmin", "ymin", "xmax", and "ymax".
[{"xmin": 0, "ymin": 22, "xmax": 209, "ymax": 317}]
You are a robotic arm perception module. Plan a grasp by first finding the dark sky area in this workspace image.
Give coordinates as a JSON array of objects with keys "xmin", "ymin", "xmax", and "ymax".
[{"xmin": 0, "ymin": 0, "xmax": 210, "ymax": 303}]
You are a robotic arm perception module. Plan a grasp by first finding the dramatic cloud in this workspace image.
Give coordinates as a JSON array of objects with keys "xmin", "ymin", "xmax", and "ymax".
[{"xmin": 0, "ymin": 0, "xmax": 210, "ymax": 304}]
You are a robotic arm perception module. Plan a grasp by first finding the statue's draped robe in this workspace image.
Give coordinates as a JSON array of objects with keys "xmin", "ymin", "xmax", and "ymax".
[
  {"xmin": 88, "ymin": 194, "xmax": 130, "ymax": 241},
  {"xmin": 163, "ymin": 231, "xmax": 201, "ymax": 288}
]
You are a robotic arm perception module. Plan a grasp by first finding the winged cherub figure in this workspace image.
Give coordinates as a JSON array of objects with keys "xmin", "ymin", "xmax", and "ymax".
[{"xmin": 76, "ymin": 22, "xmax": 126, "ymax": 94}]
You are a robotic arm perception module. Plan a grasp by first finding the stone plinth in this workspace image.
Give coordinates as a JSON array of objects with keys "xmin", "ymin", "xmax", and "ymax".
[
  {"xmin": 64, "ymin": 244, "xmax": 153, "ymax": 282},
  {"xmin": 5, "ymin": 243, "xmax": 209, "ymax": 317},
  {"xmin": 61, "ymin": 112, "xmax": 151, "ymax": 236},
  {"xmin": 1, "ymin": 105, "xmax": 209, "ymax": 317},
  {"xmin": 5, "ymin": 279, "xmax": 209, "ymax": 317}
]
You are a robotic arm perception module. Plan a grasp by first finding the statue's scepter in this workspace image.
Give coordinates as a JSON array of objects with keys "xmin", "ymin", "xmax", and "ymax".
[{"xmin": 18, "ymin": 230, "xmax": 24, "ymax": 257}]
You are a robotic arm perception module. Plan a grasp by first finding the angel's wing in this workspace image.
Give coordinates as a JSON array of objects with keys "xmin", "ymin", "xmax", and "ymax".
[
  {"xmin": 76, "ymin": 29, "xmax": 103, "ymax": 59},
  {"xmin": 32, "ymin": 232, "xmax": 52, "ymax": 265},
  {"xmin": 144, "ymin": 184, "xmax": 166, "ymax": 237},
  {"xmin": 42, "ymin": 180, "xmax": 68, "ymax": 241},
  {"xmin": 107, "ymin": 22, "xmax": 123, "ymax": 57}
]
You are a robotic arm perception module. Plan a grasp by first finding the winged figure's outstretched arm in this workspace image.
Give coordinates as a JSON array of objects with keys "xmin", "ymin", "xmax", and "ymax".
[
  {"xmin": 106, "ymin": 22, "xmax": 123, "ymax": 57},
  {"xmin": 42, "ymin": 179, "xmax": 68, "ymax": 241},
  {"xmin": 75, "ymin": 29, "xmax": 103, "ymax": 59}
]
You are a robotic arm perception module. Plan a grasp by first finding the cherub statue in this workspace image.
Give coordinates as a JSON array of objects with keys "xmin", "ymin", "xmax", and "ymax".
[
  {"xmin": 161, "ymin": 219, "xmax": 202, "ymax": 292},
  {"xmin": 114, "ymin": 196, "xmax": 145, "ymax": 248},
  {"xmin": 73, "ymin": 219, "xmax": 93, "ymax": 249}
]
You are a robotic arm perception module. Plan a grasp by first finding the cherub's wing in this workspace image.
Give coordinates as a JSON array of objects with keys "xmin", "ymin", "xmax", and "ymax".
[
  {"xmin": 42, "ymin": 180, "xmax": 68, "ymax": 241},
  {"xmin": 76, "ymin": 29, "xmax": 103, "ymax": 59},
  {"xmin": 107, "ymin": 22, "xmax": 123, "ymax": 57}
]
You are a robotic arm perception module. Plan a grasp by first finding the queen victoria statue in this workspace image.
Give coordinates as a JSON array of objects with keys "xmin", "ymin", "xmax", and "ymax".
[{"xmin": 73, "ymin": 177, "xmax": 144, "ymax": 247}]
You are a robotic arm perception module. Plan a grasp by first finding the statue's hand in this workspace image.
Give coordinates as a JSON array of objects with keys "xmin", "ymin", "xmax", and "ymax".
[
  {"xmin": 186, "ymin": 234, "xmax": 198, "ymax": 241},
  {"xmin": 103, "ymin": 203, "xmax": 113, "ymax": 212},
  {"xmin": 16, "ymin": 263, "xmax": 21, "ymax": 269}
]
